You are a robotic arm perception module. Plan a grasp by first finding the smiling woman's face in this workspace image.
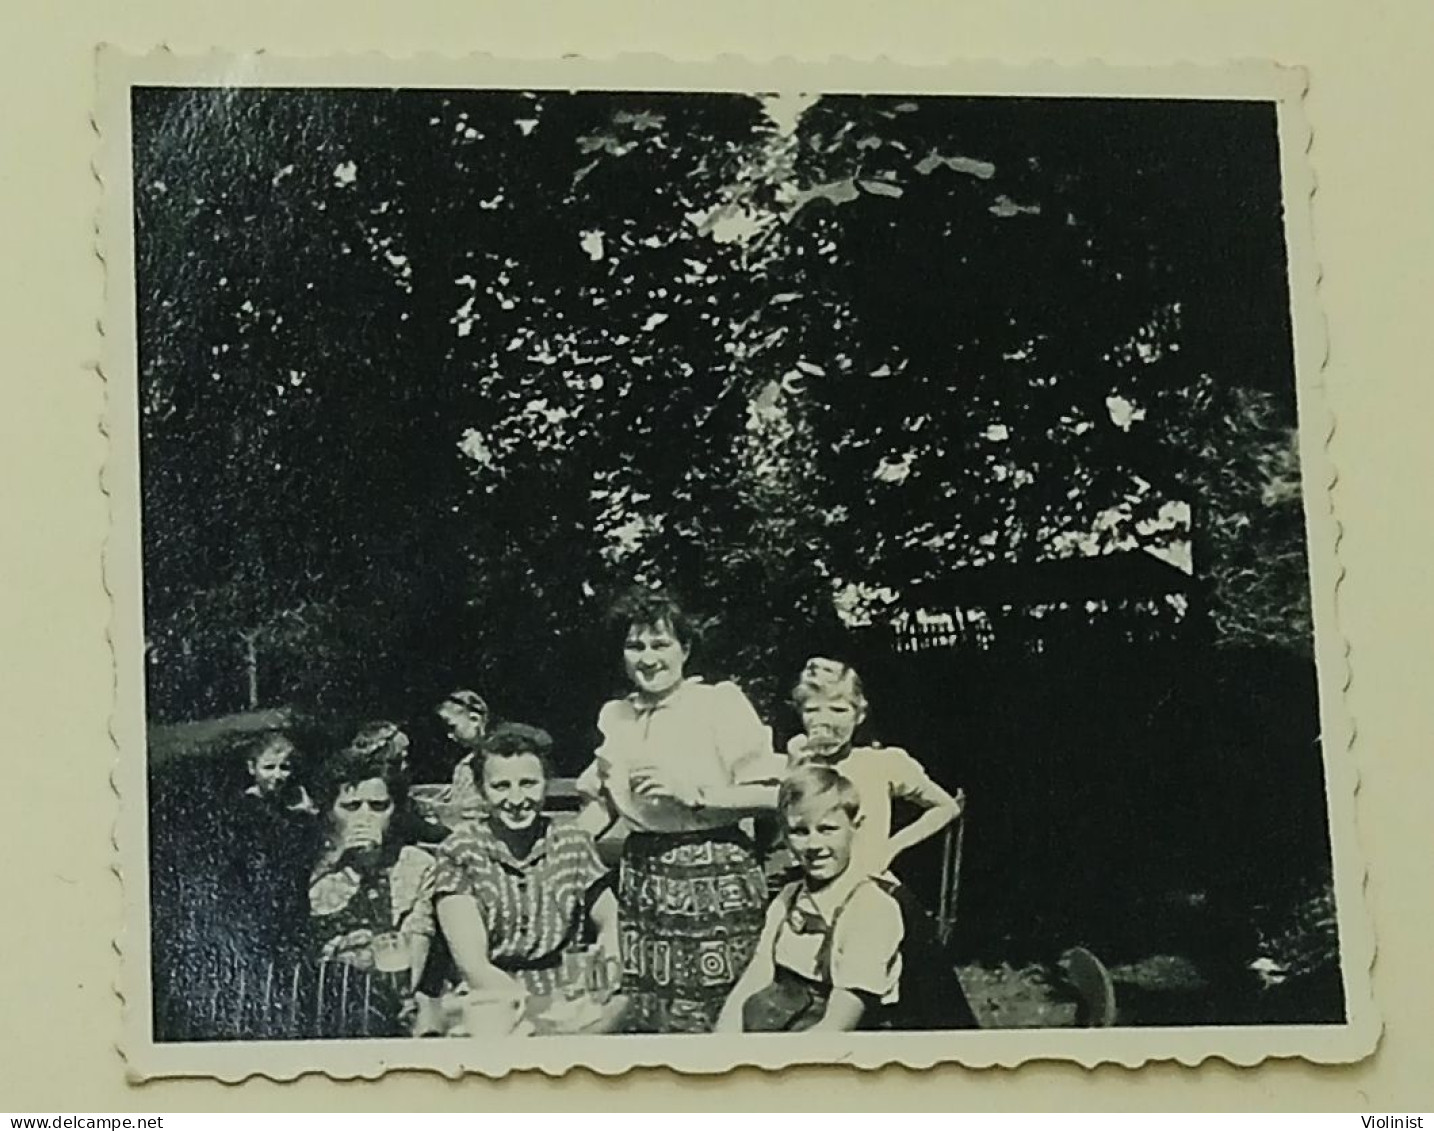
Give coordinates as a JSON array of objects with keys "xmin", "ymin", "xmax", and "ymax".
[
  {"xmin": 480, "ymin": 751, "xmax": 547, "ymax": 829},
  {"xmin": 622, "ymin": 619, "xmax": 690, "ymax": 700}
]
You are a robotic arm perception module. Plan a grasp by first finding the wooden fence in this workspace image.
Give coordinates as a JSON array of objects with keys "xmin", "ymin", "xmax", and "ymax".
[{"xmin": 154, "ymin": 941, "xmax": 401, "ymax": 1042}]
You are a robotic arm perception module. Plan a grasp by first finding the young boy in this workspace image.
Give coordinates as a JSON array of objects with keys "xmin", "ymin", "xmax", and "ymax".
[{"xmin": 716, "ymin": 764, "xmax": 905, "ymax": 1033}]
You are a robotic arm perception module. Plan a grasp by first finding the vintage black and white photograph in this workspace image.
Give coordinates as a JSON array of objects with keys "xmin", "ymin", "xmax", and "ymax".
[{"xmin": 103, "ymin": 54, "xmax": 1369, "ymax": 1077}]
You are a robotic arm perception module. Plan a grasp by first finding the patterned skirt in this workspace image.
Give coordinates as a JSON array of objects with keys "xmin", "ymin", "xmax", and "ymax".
[{"xmin": 617, "ymin": 825, "xmax": 769, "ymax": 1034}]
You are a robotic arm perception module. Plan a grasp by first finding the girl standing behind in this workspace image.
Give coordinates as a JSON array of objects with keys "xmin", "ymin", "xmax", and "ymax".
[
  {"xmin": 436, "ymin": 689, "xmax": 491, "ymax": 821},
  {"xmin": 575, "ymin": 589, "xmax": 786, "ymax": 1034},
  {"xmin": 787, "ymin": 659, "xmax": 962, "ymax": 881}
]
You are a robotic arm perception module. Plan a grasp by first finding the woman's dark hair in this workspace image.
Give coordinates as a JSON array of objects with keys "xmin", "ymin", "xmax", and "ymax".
[
  {"xmin": 605, "ymin": 586, "xmax": 703, "ymax": 652},
  {"xmin": 476, "ymin": 722, "xmax": 554, "ymax": 780},
  {"xmin": 312, "ymin": 745, "xmax": 406, "ymax": 821}
]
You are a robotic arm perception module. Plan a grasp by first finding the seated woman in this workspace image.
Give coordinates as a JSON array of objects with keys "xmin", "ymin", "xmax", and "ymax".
[
  {"xmin": 307, "ymin": 745, "xmax": 437, "ymax": 1037},
  {"xmin": 346, "ymin": 721, "xmax": 449, "ymax": 845},
  {"xmin": 717, "ymin": 765, "xmax": 905, "ymax": 1033},
  {"xmin": 434, "ymin": 723, "xmax": 619, "ymax": 1007}
]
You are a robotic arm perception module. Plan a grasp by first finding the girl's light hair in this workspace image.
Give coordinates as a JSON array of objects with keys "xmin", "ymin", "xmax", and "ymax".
[
  {"xmin": 778, "ymin": 763, "xmax": 862, "ymax": 822},
  {"xmin": 789, "ymin": 657, "xmax": 867, "ymax": 712},
  {"xmin": 348, "ymin": 721, "xmax": 405, "ymax": 760},
  {"xmin": 440, "ymin": 689, "xmax": 489, "ymax": 718}
]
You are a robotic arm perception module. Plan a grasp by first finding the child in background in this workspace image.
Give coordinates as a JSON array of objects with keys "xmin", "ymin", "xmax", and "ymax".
[
  {"xmin": 717, "ymin": 764, "xmax": 904, "ymax": 1032},
  {"xmin": 226, "ymin": 732, "xmax": 322, "ymax": 970},
  {"xmin": 242, "ymin": 731, "xmax": 315, "ymax": 815}
]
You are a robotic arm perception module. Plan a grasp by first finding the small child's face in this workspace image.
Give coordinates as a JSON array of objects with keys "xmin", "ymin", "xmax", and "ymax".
[
  {"xmin": 799, "ymin": 693, "xmax": 865, "ymax": 756},
  {"xmin": 249, "ymin": 745, "xmax": 293, "ymax": 796},
  {"xmin": 783, "ymin": 798, "xmax": 859, "ymax": 885}
]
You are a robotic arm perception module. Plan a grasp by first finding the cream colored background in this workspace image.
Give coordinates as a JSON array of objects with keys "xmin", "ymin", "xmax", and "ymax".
[{"xmin": 1, "ymin": 0, "xmax": 1429, "ymax": 1111}]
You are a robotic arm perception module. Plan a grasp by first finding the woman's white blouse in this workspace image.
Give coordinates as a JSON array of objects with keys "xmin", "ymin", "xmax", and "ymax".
[{"xmin": 577, "ymin": 679, "xmax": 785, "ymax": 833}]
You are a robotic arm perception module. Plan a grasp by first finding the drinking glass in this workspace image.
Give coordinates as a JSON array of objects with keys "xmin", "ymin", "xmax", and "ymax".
[{"xmin": 560, "ymin": 948, "xmax": 591, "ymax": 1002}]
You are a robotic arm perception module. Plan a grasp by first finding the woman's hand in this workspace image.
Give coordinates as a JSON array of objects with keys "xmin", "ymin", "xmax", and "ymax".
[
  {"xmin": 630, "ymin": 767, "xmax": 703, "ymax": 809},
  {"xmin": 590, "ymin": 889, "xmax": 622, "ymax": 981}
]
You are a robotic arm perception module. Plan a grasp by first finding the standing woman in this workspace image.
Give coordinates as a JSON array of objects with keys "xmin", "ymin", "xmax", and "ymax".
[{"xmin": 576, "ymin": 589, "xmax": 785, "ymax": 1034}]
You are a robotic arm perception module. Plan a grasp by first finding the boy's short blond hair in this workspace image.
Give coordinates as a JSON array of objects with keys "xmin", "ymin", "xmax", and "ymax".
[
  {"xmin": 789, "ymin": 657, "xmax": 868, "ymax": 713},
  {"xmin": 778, "ymin": 763, "xmax": 862, "ymax": 822}
]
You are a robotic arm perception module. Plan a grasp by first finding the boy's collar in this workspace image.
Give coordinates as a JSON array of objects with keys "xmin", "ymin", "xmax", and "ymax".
[{"xmin": 796, "ymin": 868, "xmax": 865, "ymax": 919}]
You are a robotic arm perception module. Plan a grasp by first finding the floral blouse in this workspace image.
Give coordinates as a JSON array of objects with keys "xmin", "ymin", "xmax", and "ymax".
[{"xmin": 308, "ymin": 843, "xmax": 437, "ymax": 970}]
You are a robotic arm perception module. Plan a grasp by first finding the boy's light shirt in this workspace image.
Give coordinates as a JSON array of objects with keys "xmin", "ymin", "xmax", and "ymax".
[{"xmin": 768, "ymin": 869, "xmax": 904, "ymax": 1004}]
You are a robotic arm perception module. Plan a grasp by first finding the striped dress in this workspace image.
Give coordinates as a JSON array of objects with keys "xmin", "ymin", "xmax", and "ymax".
[{"xmin": 432, "ymin": 819, "xmax": 607, "ymax": 996}]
